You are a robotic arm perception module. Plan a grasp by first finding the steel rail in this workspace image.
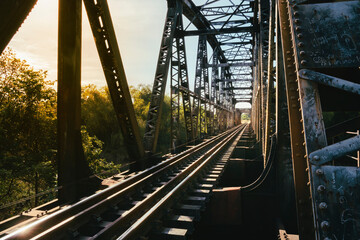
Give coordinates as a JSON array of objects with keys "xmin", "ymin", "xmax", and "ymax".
[
  {"xmin": 117, "ymin": 124, "xmax": 248, "ymax": 239},
  {"xmin": 2, "ymin": 125, "xmax": 244, "ymax": 240}
]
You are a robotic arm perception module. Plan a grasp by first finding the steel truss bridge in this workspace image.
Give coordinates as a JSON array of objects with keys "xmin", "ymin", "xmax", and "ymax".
[{"xmin": 0, "ymin": 0, "xmax": 360, "ymax": 239}]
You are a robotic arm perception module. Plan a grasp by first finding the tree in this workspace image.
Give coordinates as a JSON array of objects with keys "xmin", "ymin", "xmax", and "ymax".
[
  {"xmin": 0, "ymin": 49, "xmax": 57, "ymax": 218},
  {"xmin": 81, "ymin": 85, "xmax": 128, "ymax": 163},
  {"xmin": 130, "ymin": 85, "xmax": 173, "ymax": 154},
  {"xmin": 0, "ymin": 50, "xmax": 122, "ymax": 220}
]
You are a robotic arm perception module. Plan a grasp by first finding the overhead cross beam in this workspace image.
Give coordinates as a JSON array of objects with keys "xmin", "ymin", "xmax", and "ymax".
[{"xmin": 178, "ymin": 26, "xmax": 257, "ymax": 36}]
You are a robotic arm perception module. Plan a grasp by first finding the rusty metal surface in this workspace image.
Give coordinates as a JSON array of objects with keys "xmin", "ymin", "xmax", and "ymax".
[
  {"xmin": 287, "ymin": 1, "xmax": 360, "ymax": 239},
  {"xmin": 290, "ymin": 0, "xmax": 360, "ymax": 68},
  {"xmin": 264, "ymin": 0, "xmax": 276, "ymax": 161},
  {"xmin": 309, "ymin": 135, "xmax": 360, "ymax": 165},
  {"xmin": 278, "ymin": 0, "xmax": 315, "ymax": 238},
  {"xmin": 311, "ymin": 166, "xmax": 360, "ymax": 240},
  {"xmin": 299, "ymin": 69, "xmax": 360, "ymax": 95},
  {"xmin": 275, "ymin": 8, "xmax": 297, "ymax": 231}
]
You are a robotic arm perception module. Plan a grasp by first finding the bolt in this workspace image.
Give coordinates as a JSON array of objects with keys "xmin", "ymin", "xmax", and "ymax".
[
  {"xmin": 316, "ymin": 169, "xmax": 324, "ymax": 175},
  {"xmin": 300, "ymin": 51, "xmax": 306, "ymax": 56},
  {"xmin": 301, "ymin": 60, "xmax": 307, "ymax": 65},
  {"xmin": 294, "ymin": 19, "xmax": 300, "ymax": 24},
  {"xmin": 296, "ymin": 26, "xmax": 302, "ymax": 31},
  {"xmin": 297, "ymin": 33, "xmax": 303, "ymax": 39},
  {"xmin": 298, "ymin": 42, "xmax": 304, "ymax": 47},
  {"xmin": 321, "ymin": 221, "xmax": 330, "ymax": 230},
  {"xmin": 294, "ymin": 11, "xmax": 299, "ymax": 16},
  {"xmin": 317, "ymin": 185, "xmax": 326, "ymax": 192},
  {"xmin": 313, "ymin": 155, "xmax": 320, "ymax": 161},
  {"xmin": 319, "ymin": 202, "xmax": 327, "ymax": 210}
]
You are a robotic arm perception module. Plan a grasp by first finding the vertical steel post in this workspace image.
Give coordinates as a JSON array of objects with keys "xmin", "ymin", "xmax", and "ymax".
[
  {"xmin": 193, "ymin": 36, "xmax": 203, "ymax": 139},
  {"xmin": 176, "ymin": 12, "xmax": 194, "ymax": 142},
  {"xmin": 278, "ymin": 0, "xmax": 315, "ymax": 238},
  {"xmin": 170, "ymin": 28, "xmax": 180, "ymax": 152},
  {"xmin": 144, "ymin": 0, "xmax": 179, "ymax": 153},
  {"xmin": 57, "ymin": 0, "xmax": 92, "ymax": 203},
  {"xmin": 212, "ymin": 48, "xmax": 220, "ymax": 133},
  {"xmin": 264, "ymin": 0, "xmax": 276, "ymax": 161},
  {"xmin": 200, "ymin": 36, "xmax": 209, "ymax": 138},
  {"xmin": 275, "ymin": 2, "xmax": 297, "ymax": 231},
  {"xmin": 259, "ymin": 0, "xmax": 270, "ymax": 158}
]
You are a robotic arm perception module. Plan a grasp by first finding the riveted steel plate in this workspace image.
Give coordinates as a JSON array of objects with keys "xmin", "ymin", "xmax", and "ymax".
[
  {"xmin": 290, "ymin": 1, "xmax": 360, "ymax": 68},
  {"xmin": 311, "ymin": 166, "xmax": 360, "ymax": 240}
]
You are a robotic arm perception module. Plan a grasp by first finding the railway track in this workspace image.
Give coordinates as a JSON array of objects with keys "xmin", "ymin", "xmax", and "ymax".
[{"xmin": 2, "ymin": 124, "xmax": 247, "ymax": 240}]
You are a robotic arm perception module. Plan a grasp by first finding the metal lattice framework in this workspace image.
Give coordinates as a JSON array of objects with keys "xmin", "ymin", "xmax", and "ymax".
[
  {"xmin": 1, "ymin": 0, "xmax": 360, "ymax": 238},
  {"xmin": 144, "ymin": 0, "xmax": 256, "ymax": 153}
]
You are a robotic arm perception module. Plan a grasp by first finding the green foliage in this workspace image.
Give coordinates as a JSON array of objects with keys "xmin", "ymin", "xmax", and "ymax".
[
  {"xmin": 81, "ymin": 126, "xmax": 120, "ymax": 177},
  {"xmin": 0, "ymin": 49, "xmax": 175, "ymax": 220},
  {"xmin": 81, "ymin": 85, "xmax": 128, "ymax": 162},
  {"xmin": 241, "ymin": 113, "xmax": 250, "ymax": 121},
  {"xmin": 130, "ymin": 85, "xmax": 172, "ymax": 153},
  {"xmin": 130, "ymin": 84, "xmax": 152, "ymax": 136},
  {"xmin": 0, "ymin": 49, "xmax": 57, "ymax": 219}
]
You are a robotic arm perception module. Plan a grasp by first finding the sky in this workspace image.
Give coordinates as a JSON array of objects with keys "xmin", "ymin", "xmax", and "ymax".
[
  {"xmin": 8, "ymin": 0, "xmax": 170, "ymax": 88},
  {"xmin": 7, "ymin": 0, "xmax": 248, "ymax": 109}
]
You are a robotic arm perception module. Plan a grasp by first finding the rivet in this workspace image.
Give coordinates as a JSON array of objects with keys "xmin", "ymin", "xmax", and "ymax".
[
  {"xmin": 321, "ymin": 221, "xmax": 330, "ymax": 230},
  {"xmin": 316, "ymin": 169, "xmax": 324, "ymax": 175},
  {"xmin": 294, "ymin": 11, "xmax": 299, "ymax": 16},
  {"xmin": 294, "ymin": 19, "xmax": 300, "ymax": 24},
  {"xmin": 300, "ymin": 51, "xmax": 306, "ymax": 56},
  {"xmin": 301, "ymin": 60, "xmax": 307, "ymax": 65},
  {"xmin": 317, "ymin": 185, "xmax": 326, "ymax": 192},
  {"xmin": 297, "ymin": 33, "xmax": 303, "ymax": 39},
  {"xmin": 313, "ymin": 155, "xmax": 320, "ymax": 161},
  {"xmin": 296, "ymin": 26, "xmax": 302, "ymax": 31},
  {"xmin": 339, "ymin": 196, "xmax": 346, "ymax": 204},
  {"xmin": 298, "ymin": 42, "xmax": 304, "ymax": 47},
  {"xmin": 319, "ymin": 202, "xmax": 327, "ymax": 210}
]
